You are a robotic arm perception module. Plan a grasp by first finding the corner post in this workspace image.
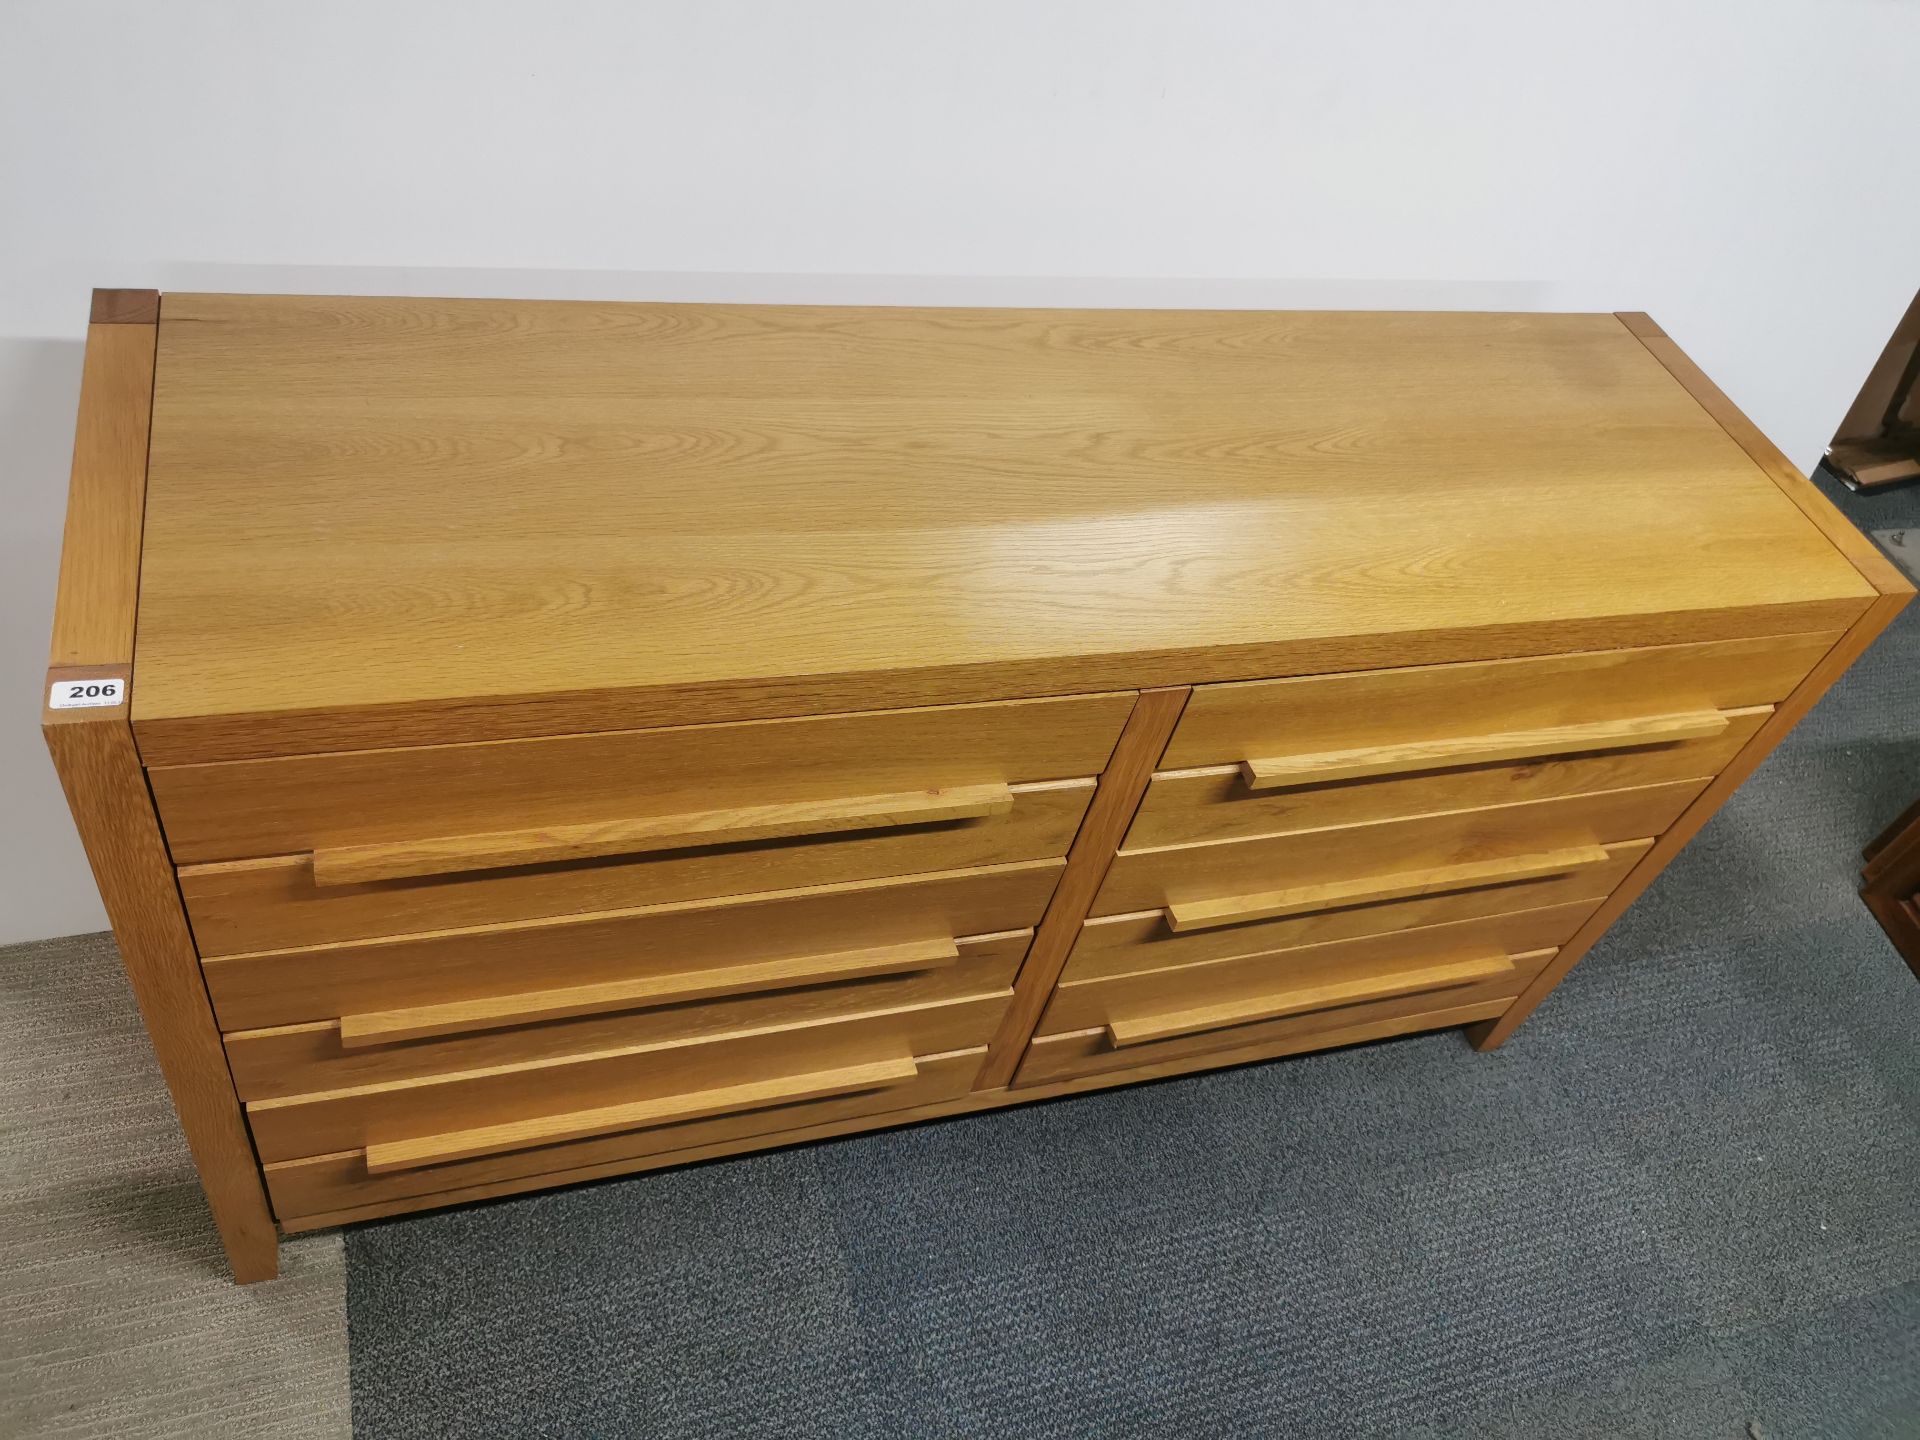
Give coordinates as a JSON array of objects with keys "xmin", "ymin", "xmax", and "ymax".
[
  {"xmin": 1469, "ymin": 313, "xmax": 1915, "ymax": 1050},
  {"xmin": 42, "ymin": 290, "xmax": 280, "ymax": 1282}
]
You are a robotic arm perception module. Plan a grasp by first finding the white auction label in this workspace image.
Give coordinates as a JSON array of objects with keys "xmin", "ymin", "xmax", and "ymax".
[{"xmin": 49, "ymin": 676, "xmax": 126, "ymax": 710}]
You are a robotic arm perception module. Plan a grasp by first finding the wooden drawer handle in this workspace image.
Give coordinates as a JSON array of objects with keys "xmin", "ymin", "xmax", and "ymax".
[
  {"xmin": 1239, "ymin": 710, "xmax": 1731, "ymax": 790},
  {"xmin": 309, "ymin": 782, "xmax": 1016, "ymax": 887},
  {"xmin": 364, "ymin": 1052, "xmax": 921, "ymax": 1173},
  {"xmin": 1164, "ymin": 843, "xmax": 1611, "ymax": 932},
  {"xmin": 338, "ymin": 934, "xmax": 962, "ymax": 1049},
  {"xmin": 1106, "ymin": 951, "xmax": 1519, "ymax": 1047}
]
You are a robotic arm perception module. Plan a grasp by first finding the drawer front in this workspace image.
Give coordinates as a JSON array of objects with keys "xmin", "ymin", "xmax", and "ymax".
[
  {"xmin": 264, "ymin": 1046, "xmax": 987, "ymax": 1222},
  {"xmin": 1129, "ymin": 707, "xmax": 1769, "ymax": 850},
  {"xmin": 201, "ymin": 859, "xmax": 1063, "ymax": 1029},
  {"xmin": 152, "ymin": 692, "xmax": 1134, "ymax": 865},
  {"xmin": 1071, "ymin": 840, "xmax": 1647, "ymax": 978},
  {"xmin": 1015, "ymin": 994, "xmax": 1514, "ymax": 1086},
  {"xmin": 1094, "ymin": 781, "xmax": 1698, "ymax": 920},
  {"xmin": 184, "ymin": 781, "xmax": 1088, "ymax": 956},
  {"xmin": 227, "ymin": 931, "xmax": 1028, "ymax": 1100},
  {"xmin": 1063, "ymin": 894, "xmax": 1602, "ymax": 990},
  {"xmin": 246, "ymin": 995, "xmax": 1007, "ymax": 1165},
  {"xmin": 1039, "ymin": 918, "xmax": 1557, "ymax": 1039},
  {"xmin": 1161, "ymin": 632, "xmax": 1831, "ymax": 770}
]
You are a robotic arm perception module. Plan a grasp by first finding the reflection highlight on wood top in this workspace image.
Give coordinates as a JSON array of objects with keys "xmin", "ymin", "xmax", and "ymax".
[{"xmin": 133, "ymin": 297, "xmax": 1874, "ymax": 740}]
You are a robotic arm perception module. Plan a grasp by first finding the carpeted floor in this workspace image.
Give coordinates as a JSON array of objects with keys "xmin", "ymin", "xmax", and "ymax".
[
  {"xmin": 4, "ymin": 475, "xmax": 1917, "ymax": 1438},
  {"xmin": 0, "ymin": 932, "xmax": 349, "ymax": 1439},
  {"xmin": 341, "ymin": 471, "xmax": 1920, "ymax": 1439}
]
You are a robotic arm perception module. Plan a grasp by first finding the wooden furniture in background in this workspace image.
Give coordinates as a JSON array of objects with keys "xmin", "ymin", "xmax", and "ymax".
[
  {"xmin": 1827, "ymin": 288, "xmax": 1920, "ymax": 492},
  {"xmin": 1863, "ymin": 797, "xmax": 1920, "ymax": 976},
  {"xmin": 44, "ymin": 291, "xmax": 1909, "ymax": 1282}
]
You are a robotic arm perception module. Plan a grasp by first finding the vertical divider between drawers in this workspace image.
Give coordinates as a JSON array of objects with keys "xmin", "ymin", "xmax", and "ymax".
[{"xmin": 976, "ymin": 687, "xmax": 1190, "ymax": 1089}]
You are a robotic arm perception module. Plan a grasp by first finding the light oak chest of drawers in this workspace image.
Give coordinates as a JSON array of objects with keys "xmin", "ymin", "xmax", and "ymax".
[{"xmin": 43, "ymin": 290, "xmax": 1909, "ymax": 1282}]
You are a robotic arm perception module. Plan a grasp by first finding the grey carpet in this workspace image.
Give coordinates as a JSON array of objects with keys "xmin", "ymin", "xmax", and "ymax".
[
  {"xmin": 0, "ymin": 931, "xmax": 350, "ymax": 1439},
  {"xmin": 325, "ymin": 472, "xmax": 1915, "ymax": 1438}
]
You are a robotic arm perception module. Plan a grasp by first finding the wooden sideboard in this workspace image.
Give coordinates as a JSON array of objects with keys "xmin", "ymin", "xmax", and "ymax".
[{"xmin": 43, "ymin": 291, "xmax": 1910, "ymax": 1283}]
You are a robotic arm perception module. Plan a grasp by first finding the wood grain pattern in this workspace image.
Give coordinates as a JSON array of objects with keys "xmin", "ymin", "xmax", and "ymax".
[
  {"xmin": 1463, "ymin": 323, "xmax": 1915, "ymax": 1047},
  {"xmin": 1086, "ymin": 846, "xmax": 1653, "ymax": 988},
  {"xmin": 1104, "ymin": 951, "xmax": 1522, "ymax": 1046},
  {"xmin": 183, "ymin": 779, "xmax": 1091, "ymax": 956},
  {"xmin": 975, "ymin": 688, "xmax": 1189, "ymax": 1089},
  {"xmin": 1616, "ymin": 312, "xmax": 1911, "ymax": 597},
  {"xmin": 150, "ymin": 691, "xmax": 1132, "ymax": 865},
  {"xmin": 246, "ymin": 992, "xmax": 1008, "ymax": 1164},
  {"xmin": 1162, "ymin": 632, "xmax": 1831, "ymax": 770},
  {"xmin": 1094, "ymin": 781, "xmax": 1701, "ymax": 918},
  {"xmin": 1471, "ymin": 591, "xmax": 1914, "ymax": 1049},
  {"xmin": 47, "ymin": 320, "xmax": 156, "ymax": 668},
  {"xmin": 273, "ymin": 998, "xmax": 1516, "ymax": 1228},
  {"xmin": 1066, "ymin": 894, "xmax": 1607, "ymax": 986},
  {"xmin": 132, "ymin": 603, "xmax": 1872, "ymax": 766},
  {"xmin": 1164, "ymin": 846, "xmax": 1611, "ymax": 931},
  {"xmin": 1130, "ymin": 709, "xmax": 1768, "ymax": 849},
  {"xmin": 130, "ymin": 298, "xmax": 1873, "ymax": 762},
  {"xmin": 366, "ymin": 1053, "xmax": 922, "ymax": 1173},
  {"xmin": 1045, "ymin": 922, "xmax": 1553, "ymax": 1041},
  {"xmin": 1017, "ymin": 985, "xmax": 1526, "ymax": 1086},
  {"xmin": 338, "ymin": 933, "xmax": 962, "ymax": 1048},
  {"xmin": 309, "ymin": 782, "xmax": 1015, "ymax": 887},
  {"xmin": 201, "ymin": 860, "xmax": 1060, "ymax": 1031},
  {"xmin": 224, "ymin": 933, "xmax": 1027, "ymax": 1100},
  {"xmin": 1240, "ymin": 711, "xmax": 1728, "ymax": 789},
  {"xmin": 44, "ymin": 718, "xmax": 281, "ymax": 1280},
  {"xmin": 266, "ymin": 1046, "xmax": 993, "ymax": 1220},
  {"xmin": 42, "ymin": 298, "xmax": 279, "ymax": 1284},
  {"xmin": 45, "ymin": 294, "xmax": 1908, "ymax": 1267}
]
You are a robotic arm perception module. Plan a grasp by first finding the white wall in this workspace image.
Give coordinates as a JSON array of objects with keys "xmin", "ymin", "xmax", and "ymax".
[{"xmin": 2, "ymin": 0, "xmax": 1915, "ymax": 942}]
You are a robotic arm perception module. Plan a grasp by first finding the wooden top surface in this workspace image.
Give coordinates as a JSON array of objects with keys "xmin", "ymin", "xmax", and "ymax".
[{"xmin": 132, "ymin": 295, "xmax": 1877, "ymax": 758}]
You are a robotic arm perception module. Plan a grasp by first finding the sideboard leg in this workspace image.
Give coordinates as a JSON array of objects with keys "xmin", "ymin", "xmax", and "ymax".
[
  {"xmin": 227, "ymin": 1227, "xmax": 282, "ymax": 1285},
  {"xmin": 41, "ymin": 292, "xmax": 281, "ymax": 1284},
  {"xmin": 1464, "ymin": 1015, "xmax": 1509, "ymax": 1051},
  {"xmin": 45, "ymin": 710, "xmax": 282, "ymax": 1285}
]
